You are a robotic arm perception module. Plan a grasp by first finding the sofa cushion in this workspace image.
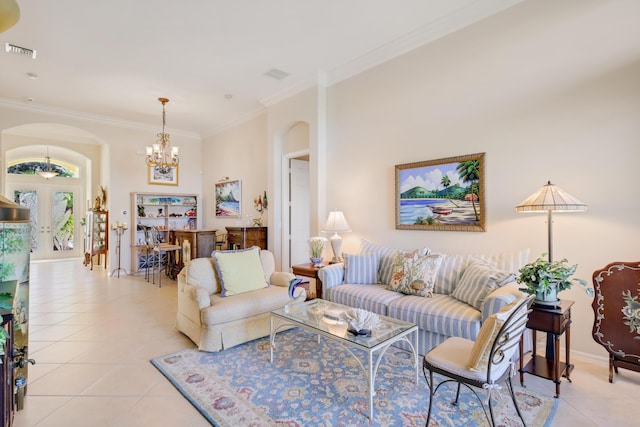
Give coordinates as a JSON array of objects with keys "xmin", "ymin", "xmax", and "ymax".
[
  {"xmin": 186, "ymin": 257, "xmax": 220, "ymax": 294},
  {"xmin": 212, "ymin": 247, "xmax": 267, "ymax": 297},
  {"xmin": 450, "ymin": 260, "xmax": 514, "ymax": 310},
  {"xmin": 359, "ymin": 239, "xmax": 430, "ymax": 285},
  {"xmin": 390, "ymin": 252, "xmax": 443, "ymax": 297},
  {"xmin": 325, "ymin": 284, "xmax": 404, "ymax": 317},
  {"xmin": 434, "ymin": 249, "xmax": 529, "ymax": 295},
  {"xmin": 388, "ymin": 294, "xmax": 482, "ymax": 341},
  {"xmin": 202, "ymin": 286, "xmax": 291, "ymax": 325},
  {"xmin": 343, "ymin": 252, "xmax": 380, "ymax": 284}
]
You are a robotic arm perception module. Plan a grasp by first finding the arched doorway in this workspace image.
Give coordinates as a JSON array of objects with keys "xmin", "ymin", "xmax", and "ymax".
[{"xmin": 2, "ymin": 124, "xmax": 103, "ymax": 261}]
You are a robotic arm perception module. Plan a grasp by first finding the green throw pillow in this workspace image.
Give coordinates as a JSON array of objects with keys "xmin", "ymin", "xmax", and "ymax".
[{"xmin": 213, "ymin": 247, "xmax": 267, "ymax": 296}]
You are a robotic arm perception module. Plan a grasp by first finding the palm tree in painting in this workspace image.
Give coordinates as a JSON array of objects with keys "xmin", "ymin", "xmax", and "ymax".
[
  {"xmin": 456, "ymin": 160, "xmax": 480, "ymax": 221},
  {"xmin": 440, "ymin": 175, "xmax": 459, "ymax": 207}
]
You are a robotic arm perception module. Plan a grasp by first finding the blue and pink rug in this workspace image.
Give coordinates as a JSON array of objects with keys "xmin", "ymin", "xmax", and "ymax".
[{"xmin": 151, "ymin": 329, "xmax": 557, "ymax": 426}]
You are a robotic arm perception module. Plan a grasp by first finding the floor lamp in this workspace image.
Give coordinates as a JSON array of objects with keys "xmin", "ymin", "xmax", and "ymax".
[
  {"xmin": 515, "ymin": 180, "xmax": 587, "ymax": 359},
  {"xmin": 323, "ymin": 210, "xmax": 351, "ymax": 263}
]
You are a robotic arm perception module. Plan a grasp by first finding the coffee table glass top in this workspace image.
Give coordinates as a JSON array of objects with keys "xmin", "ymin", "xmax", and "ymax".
[{"xmin": 271, "ymin": 299, "xmax": 416, "ymax": 349}]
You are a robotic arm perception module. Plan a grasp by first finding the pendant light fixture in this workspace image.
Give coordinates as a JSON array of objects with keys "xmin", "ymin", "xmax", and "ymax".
[
  {"xmin": 36, "ymin": 147, "xmax": 58, "ymax": 179},
  {"xmin": 145, "ymin": 97, "xmax": 179, "ymax": 174}
]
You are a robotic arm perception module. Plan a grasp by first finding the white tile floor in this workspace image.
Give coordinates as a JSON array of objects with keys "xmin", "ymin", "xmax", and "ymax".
[{"xmin": 12, "ymin": 259, "xmax": 640, "ymax": 426}]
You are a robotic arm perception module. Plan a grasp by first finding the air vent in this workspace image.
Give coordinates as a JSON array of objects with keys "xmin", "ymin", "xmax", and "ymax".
[
  {"xmin": 263, "ymin": 68, "xmax": 290, "ymax": 80},
  {"xmin": 5, "ymin": 43, "xmax": 37, "ymax": 59}
]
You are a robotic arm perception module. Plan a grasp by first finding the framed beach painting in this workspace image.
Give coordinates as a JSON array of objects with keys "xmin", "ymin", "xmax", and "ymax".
[
  {"xmin": 395, "ymin": 152, "xmax": 485, "ymax": 232},
  {"xmin": 148, "ymin": 163, "xmax": 178, "ymax": 186},
  {"xmin": 215, "ymin": 179, "xmax": 241, "ymax": 218}
]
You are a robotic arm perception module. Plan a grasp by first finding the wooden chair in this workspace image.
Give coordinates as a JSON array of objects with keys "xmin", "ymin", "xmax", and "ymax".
[
  {"xmin": 215, "ymin": 233, "xmax": 227, "ymax": 251},
  {"xmin": 592, "ymin": 262, "xmax": 640, "ymax": 383},
  {"xmin": 423, "ymin": 294, "xmax": 534, "ymax": 427}
]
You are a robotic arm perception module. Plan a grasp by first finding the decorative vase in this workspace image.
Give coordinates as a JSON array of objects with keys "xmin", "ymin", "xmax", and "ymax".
[
  {"xmin": 534, "ymin": 283, "xmax": 560, "ymax": 306},
  {"xmin": 310, "ymin": 257, "xmax": 323, "ymax": 267}
]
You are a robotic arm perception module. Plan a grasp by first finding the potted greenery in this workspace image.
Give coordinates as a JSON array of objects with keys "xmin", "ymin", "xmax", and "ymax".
[{"xmin": 516, "ymin": 254, "xmax": 593, "ymax": 305}]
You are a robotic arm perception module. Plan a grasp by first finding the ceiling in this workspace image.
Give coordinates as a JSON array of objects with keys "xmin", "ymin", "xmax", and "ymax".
[{"xmin": 0, "ymin": 0, "xmax": 521, "ymax": 138}]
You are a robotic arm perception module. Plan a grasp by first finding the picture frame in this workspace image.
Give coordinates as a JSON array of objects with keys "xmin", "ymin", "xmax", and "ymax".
[
  {"xmin": 215, "ymin": 179, "xmax": 242, "ymax": 217},
  {"xmin": 395, "ymin": 152, "xmax": 485, "ymax": 232},
  {"xmin": 148, "ymin": 163, "xmax": 178, "ymax": 186}
]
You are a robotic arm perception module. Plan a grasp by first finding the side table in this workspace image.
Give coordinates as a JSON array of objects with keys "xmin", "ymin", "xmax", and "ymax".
[
  {"xmin": 519, "ymin": 299, "xmax": 574, "ymax": 397},
  {"xmin": 291, "ymin": 262, "xmax": 329, "ymax": 299}
]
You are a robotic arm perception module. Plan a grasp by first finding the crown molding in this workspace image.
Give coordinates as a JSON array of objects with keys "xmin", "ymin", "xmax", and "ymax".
[
  {"xmin": 201, "ymin": 105, "xmax": 267, "ymax": 139},
  {"xmin": 0, "ymin": 97, "xmax": 200, "ymax": 140}
]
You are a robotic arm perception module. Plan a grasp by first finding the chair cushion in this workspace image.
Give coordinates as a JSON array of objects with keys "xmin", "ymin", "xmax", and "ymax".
[
  {"xmin": 390, "ymin": 252, "xmax": 443, "ymax": 297},
  {"xmin": 343, "ymin": 252, "xmax": 380, "ymax": 284},
  {"xmin": 202, "ymin": 286, "xmax": 291, "ymax": 325},
  {"xmin": 450, "ymin": 260, "xmax": 514, "ymax": 310},
  {"xmin": 212, "ymin": 247, "xmax": 267, "ymax": 297},
  {"xmin": 468, "ymin": 299, "xmax": 520, "ymax": 373},
  {"xmin": 359, "ymin": 239, "xmax": 430, "ymax": 285},
  {"xmin": 186, "ymin": 258, "xmax": 220, "ymax": 294}
]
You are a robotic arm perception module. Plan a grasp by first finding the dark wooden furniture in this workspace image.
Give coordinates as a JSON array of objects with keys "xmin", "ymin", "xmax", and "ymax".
[
  {"xmin": 226, "ymin": 226, "xmax": 267, "ymax": 250},
  {"xmin": 592, "ymin": 262, "xmax": 640, "ymax": 383},
  {"xmin": 519, "ymin": 299, "xmax": 574, "ymax": 397},
  {"xmin": 291, "ymin": 262, "xmax": 329, "ymax": 299},
  {"xmin": 174, "ymin": 229, "xmax": 217, "ymax": 263},
  {"xmin": 1, "ymin": 313, "xmax": 15, "ymax": 427}
]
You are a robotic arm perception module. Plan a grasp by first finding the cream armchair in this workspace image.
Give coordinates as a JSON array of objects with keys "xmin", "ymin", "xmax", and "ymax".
[{"xmin": 176, "ymin": 248, "xmax": 302, "ymax": 352}]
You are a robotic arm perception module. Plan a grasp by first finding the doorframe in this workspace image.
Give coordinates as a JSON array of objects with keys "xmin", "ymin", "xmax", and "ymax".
[{"xmin": 281, "ymin": 149, "xmax": 309, "ymax": 270}]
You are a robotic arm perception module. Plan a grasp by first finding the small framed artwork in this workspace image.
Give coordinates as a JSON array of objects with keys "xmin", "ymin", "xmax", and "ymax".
[
  {"xmin": 215, "ymin": 179, "xmax": 241, "ymax": 217},
  {"xmin": 148, "ymin": 164, "xmax": 179, "ymax": 186},
  {"xmin": 395, "ymin": 152, "xmax": 485, "ymax": 232}
]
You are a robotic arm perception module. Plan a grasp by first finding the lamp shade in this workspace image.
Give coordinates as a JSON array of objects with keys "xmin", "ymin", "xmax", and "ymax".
[
  {"xmin": 515, "ymin": 181, "xmax": 587, "ymax": 213},
  {"xmin": 0, "ymin": 0, "xmax": 20, "ymax": 33},
  {"xmin": 323, "ymin": 210, "xmax": 351, "ymax": 233}
]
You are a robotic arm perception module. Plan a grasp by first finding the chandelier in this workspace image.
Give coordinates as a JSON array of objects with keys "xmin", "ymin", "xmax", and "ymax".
[
  {"xmin": 145, "ymin": 97, "xmax": 178, "ymax": 174},
  {"xmin": 37, "ymin": 147, "xmax": 58, "ymax": 179}
]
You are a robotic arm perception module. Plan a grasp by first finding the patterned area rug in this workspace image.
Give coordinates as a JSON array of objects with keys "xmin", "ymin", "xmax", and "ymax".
[{"xmin": 151, "ymin": 329, "xmax": 557, "ymax": 426}]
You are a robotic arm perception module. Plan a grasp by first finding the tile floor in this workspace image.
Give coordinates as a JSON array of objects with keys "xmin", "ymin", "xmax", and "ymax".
[{"xmin": 12, "ymin": 259, "xmax": 640, "ymax": 426}]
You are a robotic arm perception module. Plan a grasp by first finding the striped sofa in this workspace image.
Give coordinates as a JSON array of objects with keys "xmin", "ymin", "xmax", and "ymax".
[{"xmin": 318, "ymin": 241, "xmax": 529, "ymax": 356}]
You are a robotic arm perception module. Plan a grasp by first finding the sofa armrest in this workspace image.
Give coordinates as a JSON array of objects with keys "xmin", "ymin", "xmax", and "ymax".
[
  {"xmin": 318, "ymin": 263, "xmax": 344, "ymax": 295},
  {"xmin": 481, "ymin": 283, "xmax": 525, "ymax": 322},
  {"xmin": 270, "ymin": 271, "xmax": 296, "ymax": 287},
  {"xmin": 178, "ymin": 271, "xmax": 212, "ymax": 310}
]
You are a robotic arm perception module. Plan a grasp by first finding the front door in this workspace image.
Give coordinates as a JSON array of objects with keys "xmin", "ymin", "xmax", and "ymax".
[{"xmin": 9, "ymin": 185, "xmax": 82, "ymax": 260}]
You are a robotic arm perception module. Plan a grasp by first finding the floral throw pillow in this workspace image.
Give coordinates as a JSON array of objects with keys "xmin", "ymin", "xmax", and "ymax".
[{"xmin": 390, "ymin": 252, "xmax": 443, "ymax": 297}]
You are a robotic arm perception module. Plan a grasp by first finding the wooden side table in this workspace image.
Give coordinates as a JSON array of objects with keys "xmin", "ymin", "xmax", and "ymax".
[
  {"xmin": 291, "ymin": 262, "xmax": 329, "ymax": 300},
  {"xmin": 519, "ymin": 299, "xmax": 574, "ymax": 397}
]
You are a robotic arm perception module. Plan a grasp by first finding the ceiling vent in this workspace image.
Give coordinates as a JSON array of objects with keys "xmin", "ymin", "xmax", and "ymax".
[
  {"xmin": 5, "ymin": 43, "xmax": 37, "ymax": 59},
  {"xmin": 263, "ymin": 68, "xmax": 290, "ymax": 80}
]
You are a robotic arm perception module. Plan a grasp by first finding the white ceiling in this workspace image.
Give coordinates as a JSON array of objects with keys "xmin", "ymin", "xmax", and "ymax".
[{"xmin": 0, "ymin": 0, "xmax": 521, "ymax": 137}]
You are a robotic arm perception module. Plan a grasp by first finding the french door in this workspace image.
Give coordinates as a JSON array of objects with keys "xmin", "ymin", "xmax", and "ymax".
[{"xmin": 9, "ymin": 184, "xmax": 82, "ymax": 260}]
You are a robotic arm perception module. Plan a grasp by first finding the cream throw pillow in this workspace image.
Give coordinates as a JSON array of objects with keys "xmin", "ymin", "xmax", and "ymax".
[
  {"xmin": 213, "ymin": 247, "xmax": 267, "ymax": 297},
  {"xmin": 389, "ymin": 252, "xmax": 443, "ymax": 297},
  {"xmin": 468, "ymin": 299, "xmax": 520, "ymax": 372}
]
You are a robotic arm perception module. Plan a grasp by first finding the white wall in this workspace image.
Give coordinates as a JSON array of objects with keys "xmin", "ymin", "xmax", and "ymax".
[
  {"xmin": 202, "ymin": 113, "xmax": 269, "ymax": 238},
  {"xmin": 323, "ymin": 0, "xmax": 640, "ymax": 357}
]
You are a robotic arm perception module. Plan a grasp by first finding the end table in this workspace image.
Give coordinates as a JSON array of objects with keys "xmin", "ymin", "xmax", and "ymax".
[
  {"xmin": 519, "ymin": 299, "xmax": 574, "ymax": 397},
  {"xmin": 291, "ymin": 262, "xmax": 329, "ymax": 299}
]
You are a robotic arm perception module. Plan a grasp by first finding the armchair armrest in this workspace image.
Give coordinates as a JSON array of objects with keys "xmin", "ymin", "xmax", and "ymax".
[
  {"xmin": 178, "ymin": 271, "xmax": 212, "ymax": 310},
  {"xmin": 318, "ymin": 263, "xmax": 345, "ymax": 294},
  {"xmin": 270, "ymin": 271, "xmax": 296, "ymax": 287},
  {"xmin": 481, "ymin": 283, "xmax": 525, "ymax": 323}
]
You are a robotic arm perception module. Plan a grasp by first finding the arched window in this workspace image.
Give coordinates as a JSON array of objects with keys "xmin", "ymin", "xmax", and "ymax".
[{"xmin": 7, "ymin": 158, "xmax": 79, "ymax": 178}]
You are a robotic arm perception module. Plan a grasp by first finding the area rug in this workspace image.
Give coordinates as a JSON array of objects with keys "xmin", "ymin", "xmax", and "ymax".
[{"xmin": 151, "ymin": 329, "xmax": 557, "ymax": 427}]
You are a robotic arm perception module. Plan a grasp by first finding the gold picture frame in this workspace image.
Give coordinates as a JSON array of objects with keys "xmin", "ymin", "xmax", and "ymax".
[
  {"xmin": 395, "ymin": 152, "xmax": 485, "ymax": 232},
  {"xmin": 148, "ymin": 163, "xmax": 179, "ymax": 186}
]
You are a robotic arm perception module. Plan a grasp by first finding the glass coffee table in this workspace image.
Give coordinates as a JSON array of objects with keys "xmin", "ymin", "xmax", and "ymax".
[{"xmin": 270, "ymin": 299, "xmax": 419, "ymax": 420}]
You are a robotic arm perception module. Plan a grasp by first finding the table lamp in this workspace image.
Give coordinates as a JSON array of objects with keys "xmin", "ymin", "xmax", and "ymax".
[{"xmin": 323, "ymin": 210, "xmax": 351, "ymax": 263}]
